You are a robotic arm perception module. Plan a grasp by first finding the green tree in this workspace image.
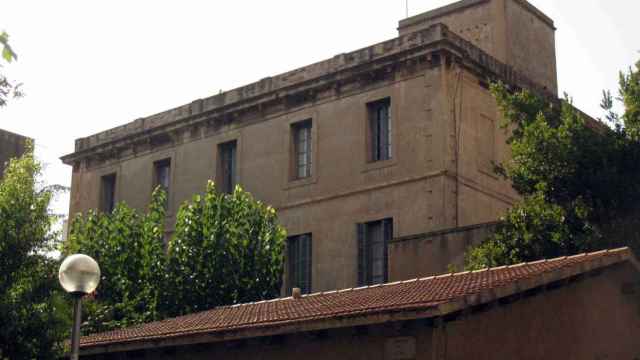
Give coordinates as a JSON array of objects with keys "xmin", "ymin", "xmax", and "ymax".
[
  {"xmin": 466, "ymin": 60, "xmax": 640, "ymax": 269},
  {"xmin": 68, "ymin": 182, "xmax": 286, "ymax": 331},
  {"xmin": 66, "ymin": 189, "xmax": 167, "ymax": 333},
  {"xmin": 162, "ymin": 182, "xmax": 286, "ymax": 316},
  {"xmin": 0, "ymin": 30, "xmax": 22, "ymax": 107},
  {"xmin": 0, "ymin": 147, "xmax": 68, "ymax": 359}
]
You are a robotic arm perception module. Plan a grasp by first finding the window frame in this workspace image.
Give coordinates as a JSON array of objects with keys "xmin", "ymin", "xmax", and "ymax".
[
  {"xmin": 99, "ymin": 173, "xmax": 117, "ymax": 213},
  {"xmin": 357, "ymin": 218, "xmax": 392, "ymax": 286},
  {"xmin": 153, "ymin": 158, "xmax": 172, "ymax": 209},
  {"xmin": 287, "ymin": 233, "xmax": 312, "ymax": 295},
  {"xmin": 217, "ymin": 140, "xmax": 238, "ymax": 194},
  {"xmin": 367, "ymin": 98, "xmax": 392, "ymax": 163},
  {"xmin": 283, "ymin": 112, "xmax": 318, "ymax": 190},
  {"xmin": 291, "ymin": 119, "xmax": 313, "ymax": 180}
]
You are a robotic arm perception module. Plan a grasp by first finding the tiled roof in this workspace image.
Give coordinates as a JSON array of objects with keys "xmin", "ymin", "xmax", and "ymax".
[{"xmin": 80, "ymin": 248, "xmax": 633, "ymax": 350}]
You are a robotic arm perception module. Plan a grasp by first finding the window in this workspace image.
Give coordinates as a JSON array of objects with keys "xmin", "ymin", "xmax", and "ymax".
[
  {"xmin": 218, "ymin": 141, "xmax": 237, "ymax": 194},
  {"xmin": 292, "ymin": 120, "xmax": 312, "ymax": 180},
  {"xmin": 287, "ymin": 234, "xmax": 312, "ymax": 295},
  {"xmin": 100, "ymin": 174, "xmax": 116, "ymax": 213},
  {"xmin": 153, "ymin": 159, "xmax": 171, "ymax": 208},
  {"xmin": 368, "ymin": 98, "xmax": 392, "ymax": 162},
  {"xmin": 357, "ymin": 218, "xmax": 392, "ymax": 286}
]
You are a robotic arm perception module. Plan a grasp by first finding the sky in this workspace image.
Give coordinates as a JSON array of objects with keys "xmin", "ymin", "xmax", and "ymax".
[{"xmin": 0, "ymin": 0, "xmax": 638, "ymax": 216}]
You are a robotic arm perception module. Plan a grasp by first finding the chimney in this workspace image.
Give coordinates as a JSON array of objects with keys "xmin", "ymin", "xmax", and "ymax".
[{"xmin": 292, "ymin": 287, "xmax": 302, "ymax": 299}]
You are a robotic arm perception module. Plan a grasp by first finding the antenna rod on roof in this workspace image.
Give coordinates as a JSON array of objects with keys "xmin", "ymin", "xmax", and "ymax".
[{"xmin": 405, "ymin": 0, "xmax": 409, "ymax": 18}]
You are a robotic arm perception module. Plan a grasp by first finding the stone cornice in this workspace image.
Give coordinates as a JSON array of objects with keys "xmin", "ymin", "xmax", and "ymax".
[{"xmin": 61, "ymin": 23, "xmax": 552, "ymax": 166}]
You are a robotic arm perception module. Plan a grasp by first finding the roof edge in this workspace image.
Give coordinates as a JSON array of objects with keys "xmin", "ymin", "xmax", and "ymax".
[
  {"xmin": 442, "ymin": 247, "xmax": 632, "ymax": 315},
  {"xmin": 79, "ymin": 247, "xmax": 634, "ymax": 355}
]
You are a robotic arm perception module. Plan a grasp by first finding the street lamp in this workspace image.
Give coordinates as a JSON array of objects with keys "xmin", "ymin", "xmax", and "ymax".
[{"xmin": 58, "ymin": 254, "xmax": 101, "ymax": 360}]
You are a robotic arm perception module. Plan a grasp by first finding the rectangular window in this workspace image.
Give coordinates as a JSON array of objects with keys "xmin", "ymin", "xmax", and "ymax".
[
  {"xmin": 218, "ymin": 141, "xmax": 237, "ymax": 194},
  {"xmin": 288, "ymin": 234, "xmax": 312, "ymax": 295},
  {"xmin": 153, "ymin": 159, "xmax": 171, "ymax": 207},
  {"xmin": 100, "ymin": 174, "xmax": 116, "ymax": 213},
  {"xmin": 368, "ymin": 98, "xmax": 392, "ymax": 162},
  {"xmin": 357, "ymin": 218, "xmax": 392, "ymax": 286},
  {"xmin": 292, "ymin": 120, "xmax": 312, "ymax": 180}
]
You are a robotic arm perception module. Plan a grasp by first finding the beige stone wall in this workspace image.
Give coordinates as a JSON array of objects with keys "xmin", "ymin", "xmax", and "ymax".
[
  {"xmin": 69, "ymin": 69, "xmax": 447, "ymax": 291},
  {"xmin": 389, "ymin": 222, "xmax": 497, "ymax": 281},
  {"xmin": 505, "ymin": 0, "xmax": 557, "ymax": 93},
  {"xmin": 452, "ymin": 69, "xmax": 518, "ymax": 227},
  {"xmin": 71, "ymin": 58, "xmax": 528, "ymax": 291},
  {"xmin": 68, "ymin": 61, "xmax": 523, "ymax": 292},
  {"xmin": 400, "ymin": 0, "xmax": 498, "ymax": 57}
]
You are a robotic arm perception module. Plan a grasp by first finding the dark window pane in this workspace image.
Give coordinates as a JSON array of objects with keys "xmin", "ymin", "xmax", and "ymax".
[
  {"xmin": 100, "ymin": 174, "xmax": 116, "ymax": 213},
  {"xmin": 293, "ymin": 120, "xmax": 312, "ymax": 179},
  {"xmin": 154, "ymin": 159, "xmax": 171, "ymax": 209},
  {"xmin": 357, "ymin": 223, "xmax": 366, "ymax": 286},
  {"xmin": 154, "ymin": 160, "xmax": 170, "ymax": 189},
  {"xmin": 358, "ymin": 218, "xmax": 392, "ymax": 286},
  {"xmin": 218, "ymin": 141, "xmax": 237, "ymax": 193},
  {"xmin": 369, "ymin": 99, "xmax": 392, "ymax": 162},
  {"xmin": 288, "ymin": 234, "xmax": 312, "ymax": 294}
]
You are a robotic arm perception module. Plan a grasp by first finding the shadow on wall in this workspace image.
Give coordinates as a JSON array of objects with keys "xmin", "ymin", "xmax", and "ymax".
[{"xmin": 389, "ymin": 222, "xmax": 498, "ymax": 280}]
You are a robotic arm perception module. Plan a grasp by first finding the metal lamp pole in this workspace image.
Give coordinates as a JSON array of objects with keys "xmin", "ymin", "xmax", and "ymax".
[
  {"xmin": 70, "ymin": 293, "xmax": 83, "ymax": 360},
  {"xmin": 59, "ymin": 254, "xmax": 101, "ymax": 360}
]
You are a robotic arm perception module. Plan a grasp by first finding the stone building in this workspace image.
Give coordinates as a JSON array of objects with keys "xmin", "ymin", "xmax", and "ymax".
[
  {"xmin": 61, "ymin": 0, "xmax": 558, "ymax": 293},
  {"xmin": 78, "ymin": 248, "xmax": 640, "ymax": 359},
  {"xmin": 0, "ymin": 128, "xmax": 29, "ymax": 178}
]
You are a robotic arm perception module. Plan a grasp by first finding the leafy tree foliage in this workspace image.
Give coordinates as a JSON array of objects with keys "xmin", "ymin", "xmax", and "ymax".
[
  {"xmin": 0, "ymin": 147, "xmax": 68, "ymax": 359},
  {"xmin": 0, "ymin": 31, "xmax": 22, "ymax": 107},
  {"xmin": 68, "ymin": 182, "xmax": 286, "ymax": 332},
  {"xmin": 163, "ymin": 182, "xmax": 286, "ymax": 316},
  {"xmin": 466, "ymin": 60, "xmax": 640, "ymax": 269},
  {"xmin": 66, "ymin": 190, "xmax": 166, "ymax": 334}
]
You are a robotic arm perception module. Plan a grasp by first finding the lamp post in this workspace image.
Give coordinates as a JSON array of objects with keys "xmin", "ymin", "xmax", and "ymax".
[{"xmin": 58, "ymin": 254, "xmax": 101, "ymax": 360}]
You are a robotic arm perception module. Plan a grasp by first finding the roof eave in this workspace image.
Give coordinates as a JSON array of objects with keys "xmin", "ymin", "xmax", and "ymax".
[{"xmin": 80, "ymin": 248, "xmax": 633, "ymax": 356}]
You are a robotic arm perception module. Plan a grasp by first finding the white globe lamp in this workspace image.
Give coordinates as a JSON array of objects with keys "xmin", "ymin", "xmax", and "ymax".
[{"xmin": 59, "ymin": 254, "xmax": 101, "ymax": 360}]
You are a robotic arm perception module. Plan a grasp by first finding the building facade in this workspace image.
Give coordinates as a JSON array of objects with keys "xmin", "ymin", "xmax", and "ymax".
[
  {"xmin": 0, "ymin": 128, "xmax": 29, "ymax": 179},
  {"xmin": 62, "ymin": 0, "xmax": 558, "ymax": 293}
]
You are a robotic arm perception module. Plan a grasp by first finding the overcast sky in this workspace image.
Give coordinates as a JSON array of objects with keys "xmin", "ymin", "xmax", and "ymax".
[{"xmin": 0, "ymin": 0, "xmax": 638, "ymax": 216}]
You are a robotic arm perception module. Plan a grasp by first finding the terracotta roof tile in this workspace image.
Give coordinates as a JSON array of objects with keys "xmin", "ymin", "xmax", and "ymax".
[{"xmin": 80, "ymin": 247, "xmax": 631, "ymax": 349}]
